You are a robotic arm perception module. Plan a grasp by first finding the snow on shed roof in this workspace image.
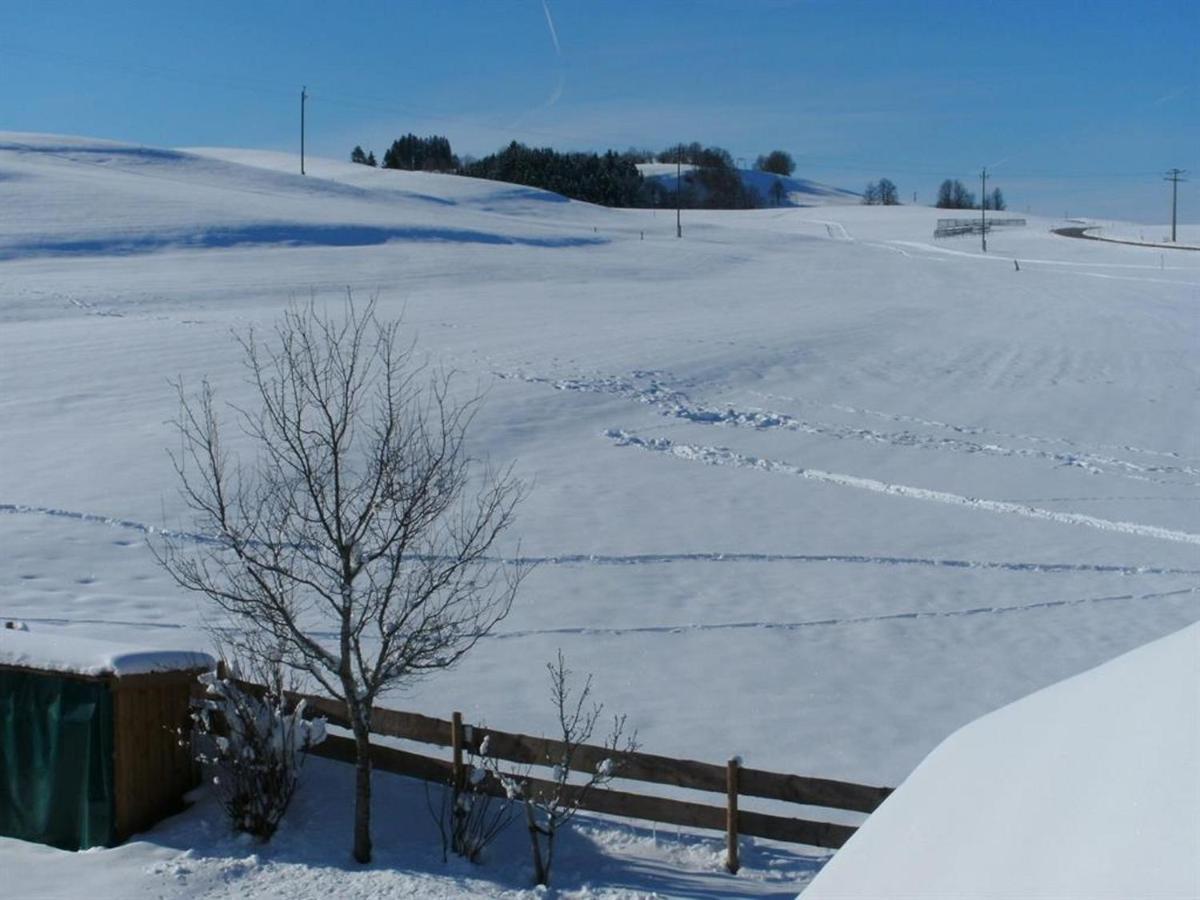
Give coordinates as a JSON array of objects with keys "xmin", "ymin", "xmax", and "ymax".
[{"xmin": 0, "ymin": 627, "xmax": 214, "ymax": 677}]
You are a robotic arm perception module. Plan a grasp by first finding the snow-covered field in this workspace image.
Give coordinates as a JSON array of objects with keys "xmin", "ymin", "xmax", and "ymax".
[{"xmin": 1, "ymin": 134, "xmax": 1198, "ymax": 897}]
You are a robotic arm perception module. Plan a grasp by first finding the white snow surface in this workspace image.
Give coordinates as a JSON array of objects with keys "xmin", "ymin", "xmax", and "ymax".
[
  {"xmin": 0, "ymin": 627, "xmax": 213, "ymax": 676},
  {"xmin": 2, "ymin": 754, "xmax": 824, "ymax": 899},
  {"xmin": 804, "ymin": 621, "xmax": 1200, "ymax": 899},
  {"xmin": 1, "ymin": 133, "xmax": 1198, "ymax": 896}
]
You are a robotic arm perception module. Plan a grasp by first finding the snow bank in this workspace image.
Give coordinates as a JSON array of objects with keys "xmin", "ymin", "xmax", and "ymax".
[
  {"xmin": 803, "ymin": 622, "xmax": 1200, "ymax": 899},
  {"xmin": 0, "ymin": 627, "xmax": 214, "ymax": 677}
]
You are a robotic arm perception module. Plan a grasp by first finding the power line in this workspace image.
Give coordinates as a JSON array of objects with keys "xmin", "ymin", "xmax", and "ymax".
[
  {"xmin": 0, "ymin": 39, "xmax": 1189, "ymax": 190},
  {"xmin": 1164, "ymin": 168, "xmax": 1187, "ymax": 242},
  {"xmin": 676, "ymin": 155, "xmax": 682, "ymax": 239},
  {"xmin": 980, "ymin": 167, "xmax": 988, "ymax": 253}
]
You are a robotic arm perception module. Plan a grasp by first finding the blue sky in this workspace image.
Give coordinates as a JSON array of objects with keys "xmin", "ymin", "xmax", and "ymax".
[{"xmin": 5, "ymin": 0, "xmax": 1197, "ymax": 222}]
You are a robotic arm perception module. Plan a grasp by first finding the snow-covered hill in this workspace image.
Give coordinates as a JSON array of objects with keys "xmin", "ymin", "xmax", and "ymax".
[{"xmin": 1, "ymin": 133, "xmax": 1198, "ymax": 897}]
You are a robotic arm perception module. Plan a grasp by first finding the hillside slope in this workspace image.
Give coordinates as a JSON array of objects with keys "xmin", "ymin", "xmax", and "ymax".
[{"xmin": 1, "ymin": 133, "xmax": 1198, "ymax": 896}]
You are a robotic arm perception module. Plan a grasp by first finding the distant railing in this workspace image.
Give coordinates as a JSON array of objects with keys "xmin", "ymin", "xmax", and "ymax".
[
  {"xmin": 935, "ymin": 217, "xmax": 1026, "ymax": 238},
  {"xmin": 208, "ymin": 671, "xmax": 893, "ymax": 874}
]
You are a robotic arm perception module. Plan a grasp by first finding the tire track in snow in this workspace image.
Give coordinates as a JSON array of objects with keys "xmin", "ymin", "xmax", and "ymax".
[
  {"xmin": 496, "ymin": 371, "xmax": 1200, "ymax": 486},
  {"xmin": 605, "ymin": 430, "xmax": 1200, "ymax": 546},
  {"xmin": 890, "ymin": 239, "xmax": 1200, "ymax": 273},
  {"xmin": 489, "ymin": 585, "xmax": 1200, "ymax": 640},
  {"xmin": 5, "ymin": 502, "xmax": 1195, "ymax": 576}
]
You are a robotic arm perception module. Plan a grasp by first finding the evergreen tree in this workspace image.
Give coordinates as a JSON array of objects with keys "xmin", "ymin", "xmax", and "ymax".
[
  {"xmin": 460, "ymin": 142, "xmax": 644, "ymax": 207},
  {"xmin": 382, "ymin": 134, "xmax": 457, "ymax": 172},
  {"xmin": 350, "ymin": 145, "xmax": 368, "ymax": 165}
]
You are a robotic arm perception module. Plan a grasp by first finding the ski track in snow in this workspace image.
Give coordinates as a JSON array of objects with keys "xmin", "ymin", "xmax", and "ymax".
[
  {"xmin": 4, "ymin": 502, "xmax": 1197, "ymax": 576},
  {"xmin": 0, "ymin": 503, "xmax": 222, "ymax": 543},
  {"xmin": 750, "ymin": 390, "xmax": 1200, "ymax": 466},
  {"xmin": 19, "ymin": 586, "xmax": 1196, "ymax": 639},
  {"xmin": 605, "ymin": 431, "xmax": 1200, "ymax": 546},
  {"xmin": 488, "ymin": 585, "xmax": 1200, "ymax": 640},
  {"xmin": 25, "ymin": 585, "xmax": 1190, "ymax": 643},
  {"xmin": 495, "ymin": 371, "xmax": 1200, "ymax": 487}
]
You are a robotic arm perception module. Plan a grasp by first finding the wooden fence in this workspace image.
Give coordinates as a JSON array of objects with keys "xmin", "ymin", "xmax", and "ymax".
[
  {"xmin": 212, "ymin": 673, "xmax": 892, "ymax": 873},
  {"xmin": 935, "ymin": 216, "xmax": 1027, "ymax": 237}
]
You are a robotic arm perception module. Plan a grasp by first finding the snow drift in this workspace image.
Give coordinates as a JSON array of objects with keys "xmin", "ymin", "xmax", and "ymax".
[{"xmin": 803, "ymin": 622, "xmax": 1200, "ymax": 899}]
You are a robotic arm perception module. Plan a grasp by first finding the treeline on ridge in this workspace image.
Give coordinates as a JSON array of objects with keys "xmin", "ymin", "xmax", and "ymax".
[
  {"xmin": 936, "ymin": 178, "xmax": 1006, "ymax": 211},
  {"xmin": 350, "ymin": 134, "xmax": 799, "ymax": 209}
]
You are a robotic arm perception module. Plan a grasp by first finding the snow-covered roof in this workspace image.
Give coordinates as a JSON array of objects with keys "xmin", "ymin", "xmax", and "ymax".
[
  {"xmin": 0, "ymin": 628, "xmax": 214, "ymax": 677},
  {"xmin": 802, "ymin": 622, "xmax": 1200, "ymax": 899}
]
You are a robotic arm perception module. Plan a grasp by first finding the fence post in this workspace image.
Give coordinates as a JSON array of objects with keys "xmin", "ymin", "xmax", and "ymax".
[
  {"xmin": 725, "ymin": 756, "xmax": 740, "ymax": 874},
  {"xmin": 451, "ymin": 711, "xmax": 465, "ymax": 791}
]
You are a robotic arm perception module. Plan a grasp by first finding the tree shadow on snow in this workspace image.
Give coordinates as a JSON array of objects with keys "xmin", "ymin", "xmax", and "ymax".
[
  {"xmin": 139, "ymin": 757, "xmax": 826, "ymax": 897},
  {"xmin": 0, "ymin": 223, "xmax": 605, "ymax": 260}
]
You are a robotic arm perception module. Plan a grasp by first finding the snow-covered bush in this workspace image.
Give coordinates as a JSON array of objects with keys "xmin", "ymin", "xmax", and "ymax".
[
  {"xmin": 427, "ymin": 731, "xmax": 521, "ymax": 863},
  {"xmin": 190, "ymin": 664, "xmax": 326, "ymax": 840}
]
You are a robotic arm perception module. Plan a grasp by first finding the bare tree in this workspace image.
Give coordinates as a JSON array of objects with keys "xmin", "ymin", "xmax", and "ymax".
[
  {"xmin": 755, "ymin": 150, "xmax": 795, "ymax": 176},
  {"xmin": 519, "ymin": 651, "xmax": 637, "ymax": 886},
  {"xmin": 158, "ymin": 295, "xmax": 525, "ymax": 863},
  {"xmin": 936, "ymin": 178, "xmax": 976, "ymax": 210}
]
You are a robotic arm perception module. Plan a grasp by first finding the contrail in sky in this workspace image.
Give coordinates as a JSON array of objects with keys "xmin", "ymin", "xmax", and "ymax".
[
  {"xmin": 542, "ymin": 0, "xmax": 561, "ymax": 56},
  {"xmin": 507, "ymin": 0, "xmax": 564, "ymax": 127}
]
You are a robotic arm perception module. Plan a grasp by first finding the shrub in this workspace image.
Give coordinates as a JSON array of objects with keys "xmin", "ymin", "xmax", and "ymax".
[
  {"xmin": 190, "ymin": 662, "xmax": 326, "ymax": 840},
  {"xmin": 427, "ymin": 729, "xmax": 522, "ymax": 863}
]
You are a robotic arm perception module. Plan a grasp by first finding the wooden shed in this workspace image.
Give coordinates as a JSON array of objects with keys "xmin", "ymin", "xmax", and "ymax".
[{"xmin": 0, "ymin": 627, "xmax": 213, "ymax": 850}]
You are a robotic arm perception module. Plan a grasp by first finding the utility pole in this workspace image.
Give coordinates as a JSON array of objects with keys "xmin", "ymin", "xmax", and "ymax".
[
  {"xmin": 980, "ymin": 167, "xmax": 988, "ymax": 252},
  {"xmin": 1164, "ymin": 168, "xmax": 1187, "ymax": 242},
  {"xmin": 300, "ymin": 86, "xmax": 307, "ymax": 176},
  {"xmin": 676, "ymin": 154, "xmax": 682, "ymax": 238}
]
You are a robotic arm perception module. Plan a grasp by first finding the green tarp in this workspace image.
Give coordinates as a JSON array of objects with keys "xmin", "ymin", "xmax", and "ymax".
[{"xmin": 0, "ymin": 669, "xmax": 116, "ymax": 850}]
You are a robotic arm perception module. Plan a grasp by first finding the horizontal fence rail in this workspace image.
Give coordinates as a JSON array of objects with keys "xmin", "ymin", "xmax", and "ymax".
[{"xmin": 206, "ymin": 673, "xmax": 892, "ymax": 868}]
